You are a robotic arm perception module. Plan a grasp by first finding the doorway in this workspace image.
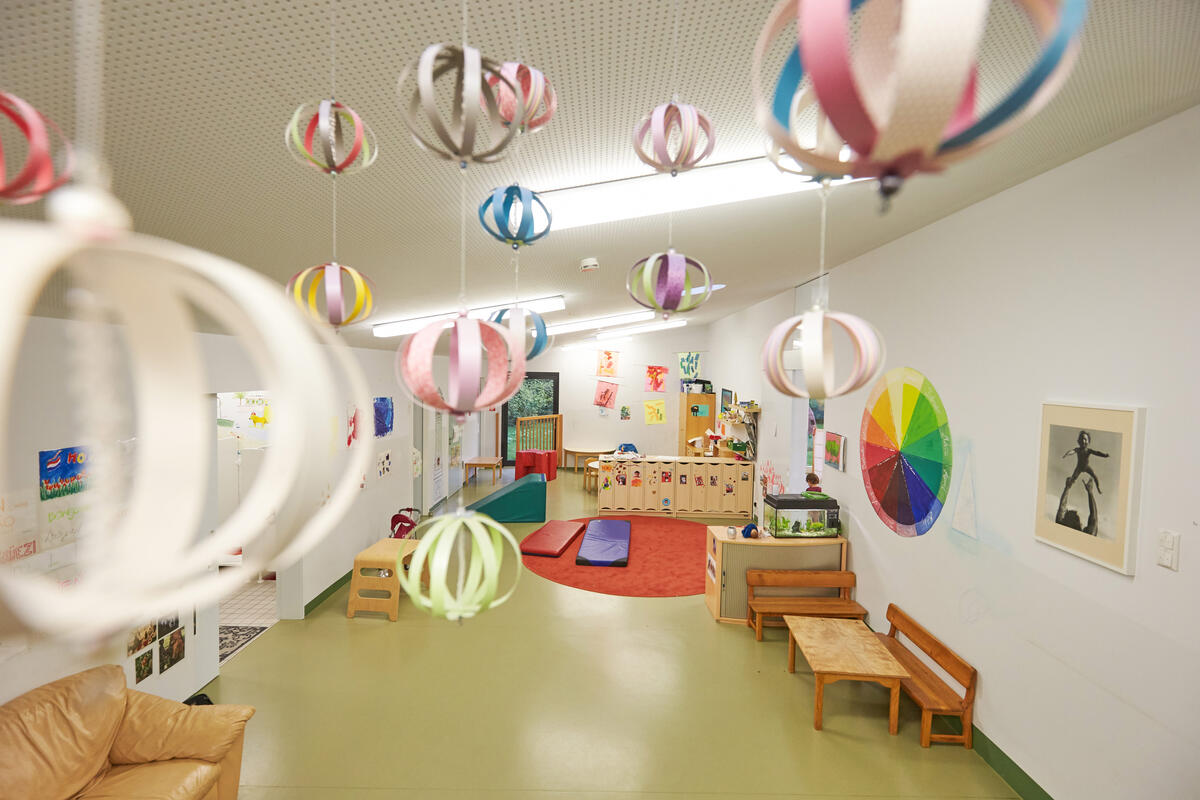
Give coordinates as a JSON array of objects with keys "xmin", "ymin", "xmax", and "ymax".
[{"xmin": 500, "ymin": 372, "xmax": 560, "ymax": 465}]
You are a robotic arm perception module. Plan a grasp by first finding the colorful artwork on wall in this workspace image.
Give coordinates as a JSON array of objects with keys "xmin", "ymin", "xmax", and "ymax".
[
  {"xmin": 720, "ymin": 388, "xmax": 733, "ymax": 415},
  {"xmin": 678, "ymin": 351, "xmax": 702, "ymax": 379},
  {"xmin": 859, "ymin": 367, "xmax": 952, "ymax": 538},
  {"xmin": 644, "ymin": 365, "xmax": 668, "ymax": 392},
  {"xmin": 38, "ymin": 446, "xmax": 88, "ymax": 501},
  {"xmin": 377, "ymin": 450, "xmax": 392, "ymax": 479},
  {"xmin": 1034, "ymin": 403, "xmax": 1144, "ymax": 575},
  {"xmin": 158, "ymin": 627, "xmax": 185, "ymax": 673},
  {"xmin": 596, "ymin": 350, "xmax": 618, "ymax": 377},
  {"xmin": 644, "ymin": 399, "xmax": 666, "ymax": 425},
  {"xmin": 126, "ymin": 622, "xmax": 157, "ymax": 657},
  {"xmin": 594, "ymin": 381, "xmax": 618, "ymax": 409},
  {"xmin": 824, "ymin": 432, "xmax": 847, "ymax": 472},
  {"xmin": 347, "ymin": 406, "xmax": 361, "ymax": 448},
  {"xmin": 134, "ymin": 649, "xmax": 153, "ymax": 684},
  {"xmin": 373, "ymin": 396, "xmax": 394, "ymax": 438},
  {"xmin": 619, "ymin": 405, "xmax": 631, "ymax": 421}
]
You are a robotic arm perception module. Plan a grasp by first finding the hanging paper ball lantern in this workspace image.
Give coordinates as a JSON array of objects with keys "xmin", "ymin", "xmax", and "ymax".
[
  {"xmin": 627, "ymin": 249, "xmax": 712, "ymax": 318},
  {"xmin": 486, "ymin": 62, "xmax": 557, "ymax": 132},
  {"xmin": 762, "ymin": 309, "xmax": 885, "ymax": 400},
  {"xmin": 397, "ymin": 43, "xmax": 523, "ymax": 165},
  {"xmin": 478, "ymin": 184, "xmax": 551, "ymax": 249},
  {"xmin": 0, "ymin": 219, "xmax": 372, "ymax": 640},
  {"xmin": 633, "ymin": 101, "xmax": 715, "ymax": 175},
  {"xmin": 489, "ymin": 306, "xmax": 549, "ymax": 360},
  {"xmin": 286, "ymin": 261, "xmax": 374, "ymax": 327},
  {"xmin": 764, "ymin": 87, "xmax": 851, "ymax": 181},
  {"xmin": 397, "ymin": 511, "xmax": 521, "ymax": 620},
  {"xmin": 753, "ymin": 0, "xmax": 1087, "ymax": 198},
  {"xmin": 1, "ymin": 92, "xmax": 74, "ymax": 205},
  {"xmin": 285, "ymin": 98, "xmax": 378, "ymax": 175},
  {"xmin": 396, "ymin": 313, "xmax": 525, "ymax": 418}
]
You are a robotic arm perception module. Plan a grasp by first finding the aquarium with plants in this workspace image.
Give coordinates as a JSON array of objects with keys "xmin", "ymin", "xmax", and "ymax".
[{"xmin": 763, "ymin": 493, "xmax": 840, "ymax": 538}]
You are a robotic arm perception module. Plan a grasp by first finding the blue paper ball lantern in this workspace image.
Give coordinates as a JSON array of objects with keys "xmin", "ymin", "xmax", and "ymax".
[
  {"xmin": 489, "ymin": 306, "xmax": 549, "ymax": 359},
  {"xmin": 478, "ymin": 184, "xmax": 551, "ymax": 249}
]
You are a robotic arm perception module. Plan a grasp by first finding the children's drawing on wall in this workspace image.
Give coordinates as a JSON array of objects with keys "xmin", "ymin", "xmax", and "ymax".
[
  {"xmin": 346, "ymin": 406, "xmax": 361, "ymax": 448},
  {"xmin": 373, "ymin": 396, "xmax": 394, "ymax": 438},
  {"xmin": 217, "ymin": 392, "xmax": 271, "ymax": 443},
  {"xmin": 38, "ymin": 446, "xmax": 88, "ymax": 501},
  {"xmin": 689, "ymin": 403, "xmax": 709, "ymax": 417},
  {"xmin": 596, "ymin": 350, "xmax": 619, "ymax": 377},
  {"xmin": 410, "ymin": 446, "xmax": 422, "ymax": 478},
  {"xmin": 594, "ymin": 381, "xmax": 618, "ymax": 409},
  {"xmin": 760, "ymin": 460, "xmax": 786, "ymax": 496},
  {"xmin": 807, "ymin": 399, "xmax": 825, "ymax": 470},
  {"xmin": 1045, "ymin": 425, "xmax": 1121, "ymax": 538},
  {"xmin": 377, "ymin": 450, "xmax": 392, "ymax": 479},
  {"xmin": 678, "ymin": 351, "xmax": 702, "ymax": 380},
  {"xmin": 619, "ymin": 405, "xmax": 631, "ymax": 420},
  {"xmin": 643, "ymin": 399, "xmax": 666, "ymax": 425},
  {"xmin": 824, "ymin": 432, "xmax": 847, "ymax": 472},
  {"xmin": 644, "ymin": 365, "xmax": 668, "ymax": 392},
  {"xmin": 0, "ymin": 489, "xmax": 37, "ymax": 565}
]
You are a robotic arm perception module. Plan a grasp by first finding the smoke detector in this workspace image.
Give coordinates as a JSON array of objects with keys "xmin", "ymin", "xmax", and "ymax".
[{"xmin": 579, "ymin": 257, "xmax": 599, "ymax": 272}]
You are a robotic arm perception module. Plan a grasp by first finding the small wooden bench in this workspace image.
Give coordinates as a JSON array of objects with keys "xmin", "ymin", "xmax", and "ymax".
[
  {"xmin": 745, "ymin": 570, "xmax": 867, "ymax": 641},
  {"xmin": 346, "ymin": 537, "xmax": 420, "ymax": 621},
  {"xmin": 875, "ymin": 603, "xmax": 977, "ymax": 748}
]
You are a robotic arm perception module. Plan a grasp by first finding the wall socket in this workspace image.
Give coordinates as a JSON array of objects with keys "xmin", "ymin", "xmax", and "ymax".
[{"xmin": 1157, "ymin": 530, "xmax": 1181, "ymax": 571}]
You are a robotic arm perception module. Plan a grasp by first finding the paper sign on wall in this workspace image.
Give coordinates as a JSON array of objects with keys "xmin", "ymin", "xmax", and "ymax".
[
  {"xmin": 644, "ymin": 365, "xmax": 668, "ymax": 392},
  {"xmin": 678, "ymin": 352, "xmax": 702, "ymax": 380},
  {"xmin": 38, "ymin": 446, "xmax": 88, "ymax": 500},
  {"xmin": 594, "ymin": 381, "xmax": 618, "ymax": 409},
  {"xmin": 596, "ymin": 350, "xmax": 619, "ymax": 377}
]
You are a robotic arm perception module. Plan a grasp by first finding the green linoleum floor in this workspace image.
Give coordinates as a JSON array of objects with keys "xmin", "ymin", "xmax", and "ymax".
[{"xmin": 205, "ymin": 468, "xmax": 1017, "ymax": 799}]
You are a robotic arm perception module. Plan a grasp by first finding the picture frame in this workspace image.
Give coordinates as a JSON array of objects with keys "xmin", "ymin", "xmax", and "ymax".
[
  {"xmin": 720, "ymin": 388, "xmax": 733, "ymax": 415},
  {"xmin": 1034, "ymin": 402, "xmax": 1145, "ymax": 575},
  {"xmin": 824, "ymin": 432, "xmax": 847, "ymax": 472}
]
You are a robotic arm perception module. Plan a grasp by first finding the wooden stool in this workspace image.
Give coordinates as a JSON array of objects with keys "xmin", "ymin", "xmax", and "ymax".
[
  {"xmin": 583, "ymin": 460, "xmax": 599, "ymax": 492},
  {"xmin": 346, "ymin": 537, "xmax": 420, "ymax": 621}
]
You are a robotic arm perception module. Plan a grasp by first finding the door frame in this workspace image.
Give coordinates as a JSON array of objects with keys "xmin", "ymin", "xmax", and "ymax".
[{"xmin": 500, "ymin": 371, "xmax": 560, "ymax": 465}]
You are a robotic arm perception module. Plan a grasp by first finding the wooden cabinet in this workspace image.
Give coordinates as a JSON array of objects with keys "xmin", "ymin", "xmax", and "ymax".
[
  {"xmin": 678, "ymin": 393, "xmax": 716, "ymax": 455},
  {"xmin": 597, "ymin": 456, "xmax": 752, "ymax": 518},
  {"xmin": 703, "ymin": 527, "xmax": 848, "ymax": 624}
]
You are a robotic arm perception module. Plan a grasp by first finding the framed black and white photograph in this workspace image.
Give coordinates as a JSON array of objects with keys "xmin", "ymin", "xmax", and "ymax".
[{"xmin": 1034, "ymin": 402, "xmax": 1144, "ymax": 575}]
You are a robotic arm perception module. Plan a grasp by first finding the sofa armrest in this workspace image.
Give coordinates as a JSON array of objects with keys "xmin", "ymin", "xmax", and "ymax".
[{"xmin": 109, "ymin": 689, "xmax": 255, "ymax": 765}]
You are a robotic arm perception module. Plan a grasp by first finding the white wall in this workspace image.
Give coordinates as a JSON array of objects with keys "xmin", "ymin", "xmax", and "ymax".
[
  {"xmin": 0, "ymin": 318, "xmax": 412, "ymax": 703},
  {"xmin": 791, "ymin": 108, "xmax": 1200, "ymax": 799},
  {"xmin": 705, "ymin": 290, "xmax": 797, "ymax": 519},
  {"xmin": 527, "ymin": 326, "xmax": 710, "ymax": 456}
]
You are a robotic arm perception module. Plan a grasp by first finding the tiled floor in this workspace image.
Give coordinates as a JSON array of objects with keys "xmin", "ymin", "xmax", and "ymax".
[{"xmin": 218, "ymin": 578, "xmax": 279, "ymax": 627}]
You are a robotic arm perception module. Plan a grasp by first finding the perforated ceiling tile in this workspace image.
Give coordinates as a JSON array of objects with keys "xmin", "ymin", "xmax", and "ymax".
[{"xmin": 2, "ymin": 1, "xmax": 1199, "ymax": 348}]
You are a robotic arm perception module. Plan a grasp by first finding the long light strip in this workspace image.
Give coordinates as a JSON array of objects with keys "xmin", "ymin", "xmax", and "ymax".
[
  {"xmin": 544, "ymin": 309, "xmax": 655, "ymax": 336},
  {"xmin": 372, "ymin": 295, "xmax": 566, "ymax": 338},
  {"xmin": 543, "ymin": 157, "xmax": 860, "ymax": 231},
  {"xmin": 594, "ymin": 319, "xmax": 687, "ymax": 340}
]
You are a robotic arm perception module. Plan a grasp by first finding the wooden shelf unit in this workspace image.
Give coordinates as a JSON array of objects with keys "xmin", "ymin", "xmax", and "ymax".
[
  {"xmin": 596, "ymin": 456, "xmax": 753, "ymax": 518},
  {"xmin": 703, "ymin": 526, "xmax": 848, "ymax": 624}
]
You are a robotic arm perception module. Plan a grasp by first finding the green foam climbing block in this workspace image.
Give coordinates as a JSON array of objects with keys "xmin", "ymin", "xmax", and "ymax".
[{"xmin": 466, "ymin": 473, "xmax": 547, "ymax": 523}]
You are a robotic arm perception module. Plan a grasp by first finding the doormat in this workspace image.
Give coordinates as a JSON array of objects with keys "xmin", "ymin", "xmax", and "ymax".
[{"xmin": 218, "ymin": 625, "xmax": 268, "ymax": 664}]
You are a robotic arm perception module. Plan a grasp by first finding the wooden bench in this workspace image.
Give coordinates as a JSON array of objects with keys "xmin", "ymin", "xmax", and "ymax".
[
  {"xmin": 745, "ymin": 570, "xmax": 866, "ymax": 641},
  {"xmin": 875, "ymin": 603, "xmax": 977, "ymax": 748}
]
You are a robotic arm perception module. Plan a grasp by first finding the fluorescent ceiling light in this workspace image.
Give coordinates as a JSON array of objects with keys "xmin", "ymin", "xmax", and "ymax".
[
  {"xmin": 543, "ymin": 158, "xmax": 861, "ymax": 231},
  {"xmin": 545, "ymin": 310, "xmax": 655, "ymax": 336},
  {"xmin": 595, "ymin": 319, "xmax": 687, "ymax": 340},
  {"xmin": 372, "ymin": 295, "xmax": 566, "ymax": 338},
  {"xmin": 690, "ymin": 283, "xmax": 725, "ymax": 296}
]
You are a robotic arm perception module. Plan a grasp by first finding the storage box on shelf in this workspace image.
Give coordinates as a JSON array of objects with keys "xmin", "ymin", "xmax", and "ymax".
[{"xmin": 596, "ymin": 455, "xmax": 753, "ymax": 518}]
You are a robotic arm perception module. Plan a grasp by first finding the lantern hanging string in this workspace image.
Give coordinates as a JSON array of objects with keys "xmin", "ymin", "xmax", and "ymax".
[
  {"xmin": 73, "ymin": 0, "xmax": 104, "ymax": 186},
  {"xmin": 814, "ymin": 179, "xmax": 830, "ymax": 311}
]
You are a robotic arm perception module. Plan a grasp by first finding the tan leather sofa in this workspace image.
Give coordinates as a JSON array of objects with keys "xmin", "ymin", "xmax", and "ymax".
[{"xmin": 0, "ymin": 665, "xmax": 254, "ymax": 800}]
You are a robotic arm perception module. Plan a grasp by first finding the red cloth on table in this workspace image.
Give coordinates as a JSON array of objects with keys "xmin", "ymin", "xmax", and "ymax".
[{"xmin": 515, "ymin": 449, "xmax": 557, "ymax": 481}]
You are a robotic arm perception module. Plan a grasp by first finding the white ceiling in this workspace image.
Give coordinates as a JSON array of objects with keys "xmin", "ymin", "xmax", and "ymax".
[{"xmin": 3, "ymin": 0, "xmax": 1199, "ymax": 349}]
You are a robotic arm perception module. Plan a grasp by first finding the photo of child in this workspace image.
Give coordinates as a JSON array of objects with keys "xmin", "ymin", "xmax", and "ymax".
[{"xmin": 1045, "ymin": 425, "xmax": 1122, "ymax": 539}]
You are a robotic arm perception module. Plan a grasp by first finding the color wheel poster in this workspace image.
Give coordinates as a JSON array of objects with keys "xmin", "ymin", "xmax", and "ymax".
[{"xmin": 859, "ymin": 367, "xmax": 952, "ymax": 537}]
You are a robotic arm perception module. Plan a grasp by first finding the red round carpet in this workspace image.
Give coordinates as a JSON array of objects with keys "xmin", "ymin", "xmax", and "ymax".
[{"xmin": 521, "ymin": 515, "xmax": 707, "ymax": 598}]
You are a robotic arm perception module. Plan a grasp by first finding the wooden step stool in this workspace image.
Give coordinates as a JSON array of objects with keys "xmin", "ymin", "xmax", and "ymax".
[{"xmin": 347, "ymin": 537, "xmax": 420, "ymax": 621}]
